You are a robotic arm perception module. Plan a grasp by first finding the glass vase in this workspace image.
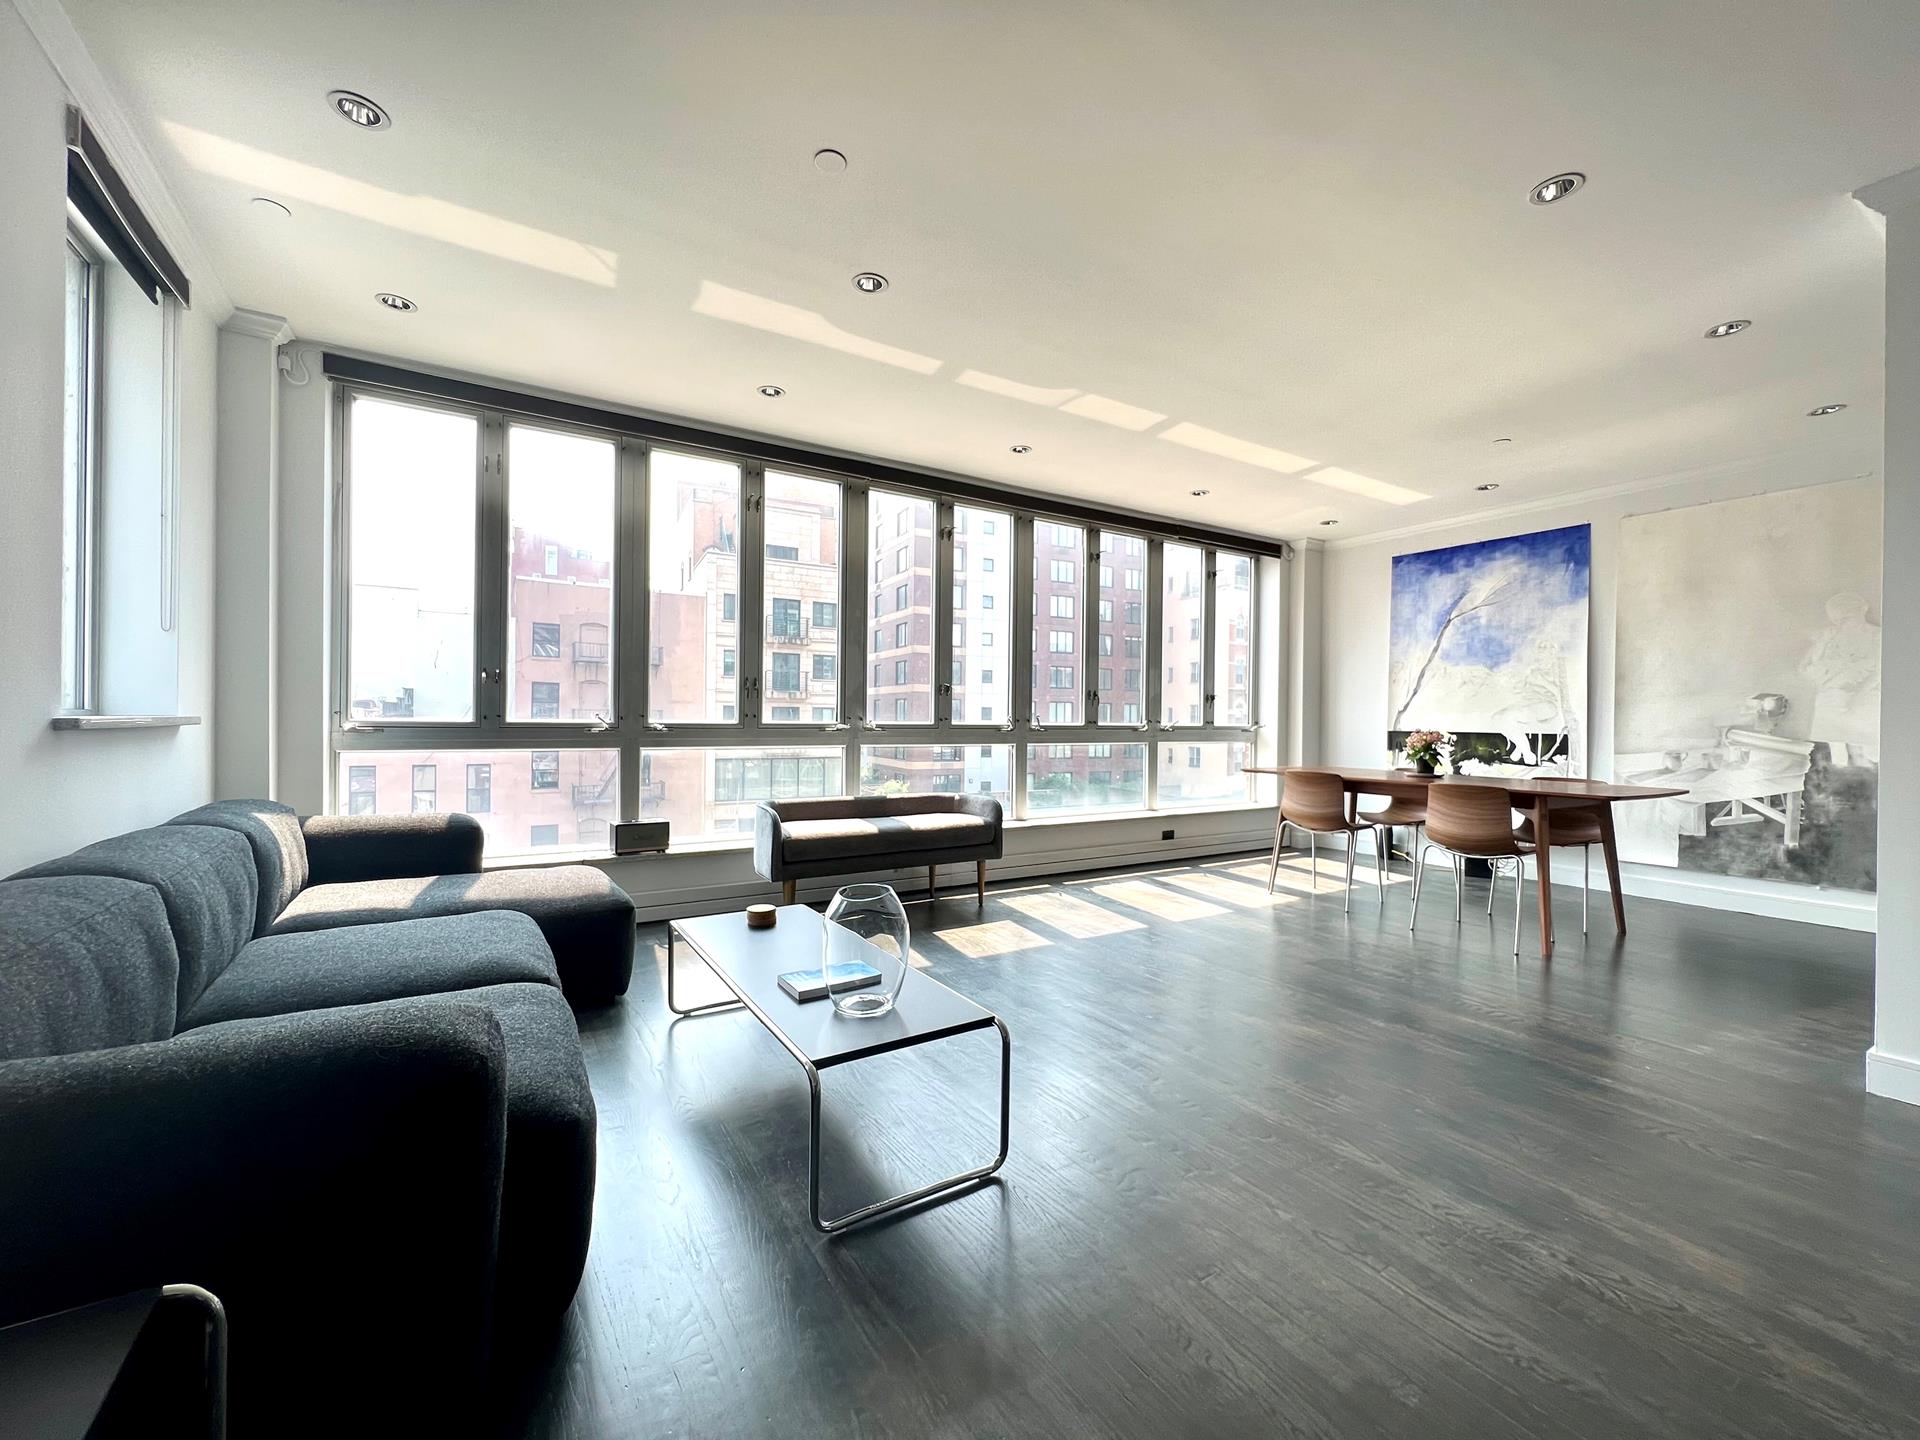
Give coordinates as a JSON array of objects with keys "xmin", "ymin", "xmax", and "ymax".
[{"xmin": 822, "ymin": 884, "xmax": 911, "ymax": 1018}]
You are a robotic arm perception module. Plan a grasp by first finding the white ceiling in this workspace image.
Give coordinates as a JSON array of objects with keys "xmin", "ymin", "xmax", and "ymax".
[{"xmin": 66, "ymin": 0, "xmax": 1915, "ymax": 540}]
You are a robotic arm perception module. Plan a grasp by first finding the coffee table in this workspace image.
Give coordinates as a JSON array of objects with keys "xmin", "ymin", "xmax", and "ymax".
[{"xmin": 667, "ymin": 905, "xmax": 1011, "ymax": 1233}]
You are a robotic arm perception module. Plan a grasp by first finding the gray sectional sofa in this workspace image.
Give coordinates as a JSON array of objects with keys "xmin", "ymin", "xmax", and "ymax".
[{"xmin": 0, "ymin": 799, "xmax": 636, "ymax": 1437}]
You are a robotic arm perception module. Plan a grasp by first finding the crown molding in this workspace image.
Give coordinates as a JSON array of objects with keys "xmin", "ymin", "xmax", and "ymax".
[
  {"xmin": 222, "ymin": 308, "xmax": 293, "ymax": 345},
  {"xmin": 13, "ymin": 0, "xmax": 232, "ymax": 319},
  {"xmin": 1316, "ymin": 443, "xmax": 1878, "ymax": 551},
  {"xmin": 1856, "ymin": 164, "xmax": 1920, "ymax": 220}
]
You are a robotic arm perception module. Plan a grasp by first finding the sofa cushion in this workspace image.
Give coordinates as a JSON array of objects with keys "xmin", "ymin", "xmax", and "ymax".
[
  {"xmin": 780, "ymin": 812, "xmax": 994, "ymax": 863},
  {"xmin": 168, "ymin": 799, "xmax": 308, "ymax": 936},
  {"xmin": 0, "ymin": 877, "xmax": 180, "ymax": 1060},
  {"xmin": 267, "ymin": 866, "xmax": 634, "ymax": 1002},
  {"xmin": 179, "ymin": 911, "xmax": 560, "ymax": 1029},
  {"xmin": 351, "ymin": 982, "xmax": 594, "ymax": 1326},
  {"xmin": 10, "ymin": 827, "xmax": 257, "ymax": 1014}
]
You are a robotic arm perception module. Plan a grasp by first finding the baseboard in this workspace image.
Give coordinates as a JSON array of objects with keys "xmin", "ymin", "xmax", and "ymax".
[
  {"xmin": 615, "ymin": 828, "xmax": 1276, "ymax": 925},
  {"xmin": 1866, "ymin": 1047, "xmax": 1920, "ymax": 1107}
]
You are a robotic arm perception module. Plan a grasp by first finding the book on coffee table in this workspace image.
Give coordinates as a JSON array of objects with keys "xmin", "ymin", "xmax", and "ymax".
[{"xmin": 778, "ymin": 961, "xmax": 883, "ymax": 1004}]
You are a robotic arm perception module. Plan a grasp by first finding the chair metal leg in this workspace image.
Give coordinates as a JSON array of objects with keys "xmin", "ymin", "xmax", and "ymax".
[
  {"xmin": 1487, "ymin": 857, "xmax": 1498, "ymax": 916},
  {"xmin": 1373, "ymin": 827, "xmax": 1387, "ymax": 905},
  {"xmin": 1343, "ymin": 837, "xmax": 1356, "ymax": 914},
  {"xmin": 1582, "ymin": 845, "xmax": 1590, "ymax": 934},
  {"xmin": 1513, "ymin": 859, "xmax": 1526, "ymax": 957},
  {"xmin": 1452, "ymin": 855, "xmax": 1464, "ymax": 923},
  {"xmin": 1409, "ymin": 843, "xmax": 1429, "ymax": 930},
  {"xmin": 1309, "ymin": 832, "xmax": 1318, "ymax": 890}
]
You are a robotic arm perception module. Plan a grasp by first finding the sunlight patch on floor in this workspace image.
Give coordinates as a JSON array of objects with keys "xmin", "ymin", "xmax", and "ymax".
[
  {"xmin": 1159, "ymin": 872, "xmax": 1298, "ymax": 909},
  {"xmin": 1003, "ymin": 892, "xmax": 1147, "ymax": 939},
  {"xmin": 1089, "ymin": 879, "xmax": 1227, "ymax": 921},
  {"xmin": 932, "ymin": 920, "xmax": 1052, "ymax": 959}
]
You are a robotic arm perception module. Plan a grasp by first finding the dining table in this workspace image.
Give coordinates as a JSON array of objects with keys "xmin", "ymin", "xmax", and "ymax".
[{"xmin": 1245, "ymin": 766, "xmax": 1691, "ymax": 957}]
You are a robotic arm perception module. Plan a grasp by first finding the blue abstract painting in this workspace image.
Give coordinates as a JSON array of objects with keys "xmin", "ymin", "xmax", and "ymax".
[{"xmin": 1387, "ymin": 524, "xmax": 1591, "ymax": 772}]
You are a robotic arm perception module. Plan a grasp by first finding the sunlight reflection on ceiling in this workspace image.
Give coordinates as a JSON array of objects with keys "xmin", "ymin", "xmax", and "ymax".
[
  {"xmin": 693, "ymin": 282, "xmax": 943, "ymax": 373},
  {"xmin": 161, "ymin": 122, "xmax": 620, "ymax": 286},
  {"xmin": 956, "ymin": 369, "xmax": 1080, "ymax": 406},
  {"xmin": 1059, "ymin": 393, "xmax": 1166, "ymax": 431},
  {"xmin": 1299, "ymin": 465, "xmax": 1429, "ymax": 505}
]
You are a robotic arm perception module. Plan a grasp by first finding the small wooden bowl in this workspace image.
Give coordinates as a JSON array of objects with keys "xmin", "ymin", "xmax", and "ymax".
[{"xmin": 745, "ymin": 903, "xmax": 778, "ymax": 930}]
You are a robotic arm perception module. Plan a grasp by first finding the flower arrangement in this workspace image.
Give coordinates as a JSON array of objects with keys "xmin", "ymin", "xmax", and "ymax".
[{"xmin": 1403, "ymin": 730, "xmax": 1449, "ymax": 774}]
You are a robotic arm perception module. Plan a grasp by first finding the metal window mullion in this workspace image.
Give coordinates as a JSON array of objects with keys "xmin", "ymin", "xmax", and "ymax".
[
  {"xmin": 616, "ymin": 438, "xmax": 647, "ymax": 822},
  {"xmin": 739, "ymin": 461, "xmax": 766, "ymax": 728},
  {"xmin": 477, "ymin": 413, "xmax": 510, "ymax": 732},
  {"xmin": 1010, "ymin": 514, "xmax": 1036, "ymax": 820},
  {"xmin": 327, "ymin": 385, "xmax": 351, "ymax": 805},
  {"xmin": 1201, "ymin": 548, "xmax": 1219, "ymax": 730},
  {"xmin": 1078, "ymin": 525, "xmax": 1096, "ymax": 730},
  {"xmin": 1145, "ymin": 539, "xmax": 1165, "ymax": 810},
  {"xmin": 934, "ymin": 501, "xmax": 956, "ymax": 725},
  {"xmin": 842, "ymin": 484, "xmax": 870, "ymax": 788}
]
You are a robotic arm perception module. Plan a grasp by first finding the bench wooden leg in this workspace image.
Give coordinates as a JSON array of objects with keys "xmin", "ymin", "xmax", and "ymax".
[
  {"xmin": 928, "ymin": 865, "xmax": 937, "ymax": 898},
  {"xmin": 977, "ymin": 860, "xmax": 987, "ymax": 905},
  {"xmin": 782, "ymin": 880, "xmax": 797, "ymax": 906}
]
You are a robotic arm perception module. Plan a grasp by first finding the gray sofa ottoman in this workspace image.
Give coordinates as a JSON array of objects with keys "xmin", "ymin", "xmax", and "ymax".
[{"xmin": 754, "ymin": 794, "xmax": 1004, "ymax": 903}]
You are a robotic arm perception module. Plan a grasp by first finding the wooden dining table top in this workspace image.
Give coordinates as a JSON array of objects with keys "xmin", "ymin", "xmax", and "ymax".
[{"xmin": 1244, "ymin": 765, "xmax": 1690, "ymax": 803}]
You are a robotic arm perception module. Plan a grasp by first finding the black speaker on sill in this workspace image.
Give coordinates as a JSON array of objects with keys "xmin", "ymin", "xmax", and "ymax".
[{"xmin": 613, "ymin": 820, "xmax": 670, "ymax": 856}]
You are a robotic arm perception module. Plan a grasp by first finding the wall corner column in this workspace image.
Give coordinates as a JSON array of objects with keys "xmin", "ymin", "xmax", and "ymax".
[
  {"xmin": 1858, "ymin": 166, "xmax": 1920, "ymax": 1105},
  {"xmin": 213, "ymin": 309, "xmax": 292, "ymax": 800},
  {"xmin": 1285, "ymin": 538, "xmax": 1325, "ymax": 766}
]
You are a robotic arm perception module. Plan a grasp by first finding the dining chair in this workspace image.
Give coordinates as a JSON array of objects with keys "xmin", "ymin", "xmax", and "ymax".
[
  {"xmin": 1270, "ymin": 769, "xmax": 1380, "ymax": 913},
  {"xmin": 1513, "ymin": 806, "xmax": 1603, "ymax": 939},
  {"xmin": 1361, "ymin": 795, "xmax": 1427, "ymax": 872},
  {"xmin": 1410, "ymin": 783, "xmax": 1536, "ymax": 955}
]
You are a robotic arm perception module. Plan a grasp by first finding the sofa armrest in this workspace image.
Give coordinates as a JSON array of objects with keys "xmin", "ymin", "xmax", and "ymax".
[
  {"xmin": 0, "ymin": 1002, "xmax": 508, "ymax": 1432},
  {"xmin": 753, "ymin": 802, "xmax": 784, "ymax": 883},
  {"xmin": 956, "ymin": 794, "xmax": 1005, "ymax": 834},
  {"xmin": 300, "ymin": 812, "xmax": 486, "ymax": 885}
]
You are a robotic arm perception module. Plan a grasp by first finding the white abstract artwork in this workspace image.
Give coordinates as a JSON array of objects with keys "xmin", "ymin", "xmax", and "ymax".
[
  {"xmin": 1387, "ymin": 525, "xmax": 1590, "ymax": 774},
  {"xmin": 1612, "ymin": 478, "xmax": 1881, "ymax": 891}
]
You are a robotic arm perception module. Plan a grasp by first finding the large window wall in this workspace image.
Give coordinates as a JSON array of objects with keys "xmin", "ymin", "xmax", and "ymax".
[{"xmin": 332, "ymin": 382, "xmax": 1272, "ymax": 854}]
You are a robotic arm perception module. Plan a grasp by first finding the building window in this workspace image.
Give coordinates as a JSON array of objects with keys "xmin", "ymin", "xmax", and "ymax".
[
  {"xmin": 1049, "ymin": 630, "xmax": 1074, "ymax": 653},
  {"xmin": 1098, "ymin": 599, "xmax": 1114, "ymax": 622},
  {"xmin": 812, "ymin": 707, "xmax": 835, "ymax": 722},
  {"xmin": 531, "ymin": 621, "xmax": 561, "ymax": 658},
  {"xmin": 1189, "ymin": 746, "xmax": 1203, "ymax": 767},
  {"xmin": 1049, "ymin": 666, "xmax": 1074, "ymax": 689},
  {"xmin": 1051, "ymin": 560, "xmax": 1076, "ymax": 584},
  {"xmin": 771, "ymin": 705, "xmax": 800, "ymax": 721},
  {"xmin": 411, "ymin": 763, "xmax": 436, "ymax": 812},
  {"xmin": 771, "ymin": 651, "xmax": 802, "ymax": 693},
  {"xmin": 813, "ymin": 601, "xmax": 837, "ymax": 627},
  {"xmin": 722, "ymin": 592, "xmax": 737, "ymax": 621},
  {"xmin": 1048, "ymin": 702, "xmax": 1074, "ymax": 723},
  {"xmin": 532, "ymin": 750, "xmax": 559, "ymax": 790},
  {"xmin": 348, "ymin": 765, "xmax": 377, "ymax": 815},
  {"xmin": 544, "ymin": 543, "xmax": 559, "ymax": 575},
  {"xmin": 531, "ymin": 824, "xmax": 560, "ymax": 846},
  {"xmin": 894, "ymin": 583, "xmax": 910, "ymax": 611},
  {"xmin": 895, "ymin": 621, "xmax": 909, "ymax": 648},
  {"xmin": 769, "ymin": 597, "xmax": 801, "ymax": 639},
  {"xmin": 531, "ymin": 681, "xmax": 560, "ymax": 718},
  {"xmin": 767, "ymin": 544, "xmax": 800, "ymax": 561},
  {"xmin": 1050, "ymin": 595, "xmax": 1075, "ymax": 619},
  {"xmin": 466, "ymin": 763, "xmax": 492, "ymax": 813},
  {"xmin": 812, "ymin": 654, "xmax": 836, "ymax": 680},
  {"xmin": 894, "ymin": 659, "xmax": 910, "ymax": 684},
  {"xmin": 722, "ymin": 648, "xmax": 736, "ymax": 677}
]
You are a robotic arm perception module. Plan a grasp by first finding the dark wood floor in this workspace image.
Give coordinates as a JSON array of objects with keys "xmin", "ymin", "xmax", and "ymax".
[{"xmin": 503, "ymin": 852, "xmax": 1920, "ymax": 1439}]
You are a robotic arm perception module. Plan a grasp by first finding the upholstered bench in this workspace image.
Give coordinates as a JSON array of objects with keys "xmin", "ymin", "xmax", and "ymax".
[{"xmin": 753, "ymin": 795, "xmax": 1004, "ymax": 904}]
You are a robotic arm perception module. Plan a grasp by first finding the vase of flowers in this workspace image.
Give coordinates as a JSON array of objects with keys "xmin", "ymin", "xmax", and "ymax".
[{"xmin": 1403, "ymin": 730, "xmax": 1448, "ymax": 775}]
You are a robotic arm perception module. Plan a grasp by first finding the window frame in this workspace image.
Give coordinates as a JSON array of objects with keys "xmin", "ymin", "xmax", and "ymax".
[
  {"xmin": 330, "ymin": 379, "xmax": 1269, "ymax": 835},
  {"xmin": 60, "ymin": 228, "xmax": 103, "ymax": 714}
]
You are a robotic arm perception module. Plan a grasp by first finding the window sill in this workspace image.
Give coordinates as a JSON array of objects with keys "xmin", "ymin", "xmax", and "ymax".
[
  {"xmin": 50, "ymin": 714, "xmax": 202, "ymax": 731},
  {"xmin": 478, "ymin": 799, "xmax": 1274, "ymax": 869}
]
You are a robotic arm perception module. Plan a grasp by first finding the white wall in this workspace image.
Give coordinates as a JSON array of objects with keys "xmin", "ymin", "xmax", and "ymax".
[
  {"xmin": 1861, "ymin": 167, "xmax": 1920, "ymax": 1104},
  {"xmin": 1319, "ymin": 446, "xmax": 1881, "ymax": 931},
  {"xmin": 0, "ymin": 2, "xmax": 222, "ymax": 875}
]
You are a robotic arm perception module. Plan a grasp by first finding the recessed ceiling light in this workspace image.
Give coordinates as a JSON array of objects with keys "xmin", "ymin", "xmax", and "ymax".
[
  {"xmin": 1476, "ymin": 483, "xmax": 1501, "ymax": 491},
  {"xmin": 250, "ymin": 196, "xmax": 291, "ymax": 219},
  {"xmin": 1704, "ymin": 319, "xmax": 1751, "ymax": 339},
  {"xmin": 1529, "ymin": 172, "xmax": 1585, "ymax": 205},
  {"xmin": 1808, "ymin": 403, "xmax": 1848, "ymax": 417},
  {"xmin": 757, "ymin": 384, "xmax": 785, "ymax": 398},
  {"xmin": 1319, "ymin": 519, "xmax": 1340, "ymax": 527},
  {"xmin": 813, "ymin": 148, "xmax": 847, "ymax": 173},
  {"xmin": 374, "ymin": 292, "xmax": 417, "ymax": 312},
  {"xmin": 1009, "ymin": 444, "xmax": 1031, "ymax": 454},
  {"xmin": 327, "ymin": 90, "xmax": 390, "ymax": 130},
  {"xmin": 1189, "ymin": 489, "xmax": 1209, "ymax": 497},
  {"xmin": 852, "ymin": 272, "xmax": 889, "ymax": 294}
]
